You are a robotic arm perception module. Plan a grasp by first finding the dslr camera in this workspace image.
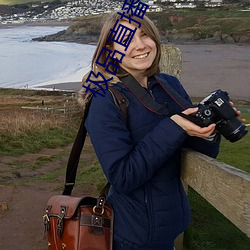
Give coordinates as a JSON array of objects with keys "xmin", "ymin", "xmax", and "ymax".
[{"xmin": 182, "ymin": 89, "xmax": 248, "ymax": 142}]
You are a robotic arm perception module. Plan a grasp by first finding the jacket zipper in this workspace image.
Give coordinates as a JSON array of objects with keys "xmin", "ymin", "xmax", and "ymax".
[
  {"xmin": 146, "ymin": 89, "xmax": 155, "ymax": 101},
  {"xmin": 145, "ymin": 184, "xmax": 154, "ymax": 243},
  {"xmin": 149, "ymin": 89, "xmax": 155, "ymax": 101}
]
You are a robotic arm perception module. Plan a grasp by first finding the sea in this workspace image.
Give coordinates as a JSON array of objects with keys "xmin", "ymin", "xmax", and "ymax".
[
  {"xmin": 0, "ymin": 25, "xmax": 95, "ymax": 89},
  {"xmin": 0, "ymin": 25, "xmax": 249, "ymax": 101}
]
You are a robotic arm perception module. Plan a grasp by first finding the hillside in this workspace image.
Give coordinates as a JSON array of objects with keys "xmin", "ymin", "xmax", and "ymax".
[{"xmin": 33, "ymin": 11, "xmax": 250, "ymax": 44}]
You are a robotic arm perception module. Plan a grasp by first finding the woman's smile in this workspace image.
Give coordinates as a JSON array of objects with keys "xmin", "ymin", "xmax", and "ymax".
[{"xmin": 132, "ymin": 52, "xmax": 150, "ymax": 59}]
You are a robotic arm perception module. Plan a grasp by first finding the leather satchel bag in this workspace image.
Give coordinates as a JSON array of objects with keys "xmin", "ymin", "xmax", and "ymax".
[
  {"xmin": 42, "ymin": 87, "xmax": 129, "ymax": 250},
  {"xmin": 43, "ymin": 184, "xmax": 113, "ymax": 250}
]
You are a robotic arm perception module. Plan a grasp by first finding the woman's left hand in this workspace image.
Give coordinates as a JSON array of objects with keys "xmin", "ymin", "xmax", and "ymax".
[{"xmin": 230, "ymin": 101, "xmax": 246, "ymax": 123}]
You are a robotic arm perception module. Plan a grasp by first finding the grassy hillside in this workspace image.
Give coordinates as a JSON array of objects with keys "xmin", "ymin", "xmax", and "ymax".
[
  {"xmin": 1, "ymin": 88, "xmax": 249, "ymax": 249},
  {"xmin": 41, "ymin": 10, "xmax": 249, "ymax": 44},
  {"xmin": 0, "ymin": 0, "xmax": 47, "ymax": 4},
  {"xmin": 0, "ymin": 0, "xmax": 67, "ymax": 5},
  {"xmin": 0, "ymin": 88, "xmax": 81, "ymax": 156}
]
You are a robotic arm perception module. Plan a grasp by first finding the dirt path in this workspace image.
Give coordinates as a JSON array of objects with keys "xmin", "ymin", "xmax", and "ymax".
[{"xmin": 0, "ymin": 139, "xmax": 93, "ymax": 250}]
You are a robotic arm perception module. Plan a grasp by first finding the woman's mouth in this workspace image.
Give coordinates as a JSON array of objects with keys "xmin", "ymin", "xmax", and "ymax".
[{"xmin": 133, "ymin": 52, "xmax": 149, "ymax": 59}]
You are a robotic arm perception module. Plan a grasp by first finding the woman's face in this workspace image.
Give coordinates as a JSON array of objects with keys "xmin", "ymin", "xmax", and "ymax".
[{"xmin": 111, "ymin": 21, "xmax": 157, "ymax": 76}]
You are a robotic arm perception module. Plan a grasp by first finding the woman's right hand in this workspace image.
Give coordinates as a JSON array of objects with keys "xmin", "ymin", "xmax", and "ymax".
[{"xmin": 170, "ymin": 107, "xmax": 216, "ymax": 139}]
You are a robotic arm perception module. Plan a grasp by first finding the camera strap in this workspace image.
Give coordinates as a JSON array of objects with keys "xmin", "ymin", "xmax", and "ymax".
[
  {"xmin": 121, "ymin": 74, "xmax": 170, "ymax": 115},
  {"xmin": 120, "ymin": 73, "xmax": 193, "ymax": 115}
]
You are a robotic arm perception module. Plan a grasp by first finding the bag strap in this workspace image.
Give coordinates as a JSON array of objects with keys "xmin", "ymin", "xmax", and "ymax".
[{"xmin": 62, "ymin": 87, "xmax": 128, "ymax": 196}]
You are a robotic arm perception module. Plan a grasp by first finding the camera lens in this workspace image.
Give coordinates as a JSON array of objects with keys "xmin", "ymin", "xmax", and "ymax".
[
  {"xmin": 217, "ymin": 118, "xmax": 248, "ymax": 142},
  {"xmin": 227, "ymin": 123, "xmax": 248, "ymax": 142}
]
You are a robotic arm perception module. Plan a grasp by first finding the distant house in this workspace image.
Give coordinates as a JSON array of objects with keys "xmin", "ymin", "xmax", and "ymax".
[
  {"xmin": 205, "ymin": 0, "xmax": 223, "ymax": 8},
  {"xmin": 174, "ymin": 3, "xmax": 197, "ymax": 9}
]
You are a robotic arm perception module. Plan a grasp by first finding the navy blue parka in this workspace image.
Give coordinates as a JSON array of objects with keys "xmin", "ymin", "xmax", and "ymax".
[{"xmin": 85, "ymin": 73, "xmax": 220, "ymax": 250}]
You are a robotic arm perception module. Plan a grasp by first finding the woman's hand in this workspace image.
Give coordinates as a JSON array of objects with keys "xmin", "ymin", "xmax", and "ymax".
[
  {"xmin": 230, "ymin": 101, "xmax": 246, "ymax": 123},
  {"xmin": 171, "ymin": 107, "xmax": 216, "ymax": 139}
]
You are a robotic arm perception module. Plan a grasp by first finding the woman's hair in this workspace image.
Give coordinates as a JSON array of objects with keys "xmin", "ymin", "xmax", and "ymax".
[{"xmin": 78, "ymin": 11, "xmax": 161, "ymax": 107}]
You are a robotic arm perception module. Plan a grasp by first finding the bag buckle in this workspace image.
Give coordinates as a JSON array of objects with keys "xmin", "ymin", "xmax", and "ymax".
[
  {"xmin": 43, "ymin": 207, "xmax": 50, "ymax": 233},
  {"xmin": 91, "ymin": 215, "xmax": 103, "ymax": 227},
  {"xmin": 93, "ymin": 205, "xmax": 104, "ymax": 215},
  {"xmin": 56, "ymin": 206, "xmax": 66, "ymax": 238}
]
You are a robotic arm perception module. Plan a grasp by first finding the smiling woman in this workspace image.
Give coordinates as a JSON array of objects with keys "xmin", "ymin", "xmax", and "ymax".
[{"xmin": 76, "ymin": 11, "xmax": 244, "ymax": 250}]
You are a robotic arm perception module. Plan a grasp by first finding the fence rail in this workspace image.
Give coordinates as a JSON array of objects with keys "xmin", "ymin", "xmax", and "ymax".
[{"xmin": 175, "ymin": 149, "xmax": 250, "ymax": 250}]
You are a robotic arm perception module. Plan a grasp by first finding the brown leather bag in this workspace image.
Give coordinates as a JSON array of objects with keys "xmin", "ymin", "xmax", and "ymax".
[
  {"xmin": 43, "ymin": 184, "xmax": 113, "ymax": 250},
  {"xmin": 43, "ymin": 88, "xmax": 129, "ymax": 249}
]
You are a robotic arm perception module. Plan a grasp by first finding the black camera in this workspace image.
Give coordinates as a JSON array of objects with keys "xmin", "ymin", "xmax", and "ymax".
[{"xmin": 182, "ymin": 89, "xmax": 248, "ymax": 142}]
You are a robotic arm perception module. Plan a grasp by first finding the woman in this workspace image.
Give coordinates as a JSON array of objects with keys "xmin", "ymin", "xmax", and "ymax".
[{"xmin": 79, "ymin": 12, "xmax": 222, "ymax": 250}]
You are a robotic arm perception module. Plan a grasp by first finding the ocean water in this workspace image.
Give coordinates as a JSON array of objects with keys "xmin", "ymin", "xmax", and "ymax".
[
  {"xmin": 0, "ymin": 25, "xmax": 95, "ymax": 89},
  {"xmin": 0, "ymin": 25, "xmax": 249, "ymax": 101}
]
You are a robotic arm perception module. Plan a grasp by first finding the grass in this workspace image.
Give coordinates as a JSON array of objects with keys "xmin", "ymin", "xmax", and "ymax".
[
  {"xmin": 1, "ymin": 88, "xmax": 249, "ymax": 248},
  {"xmin": 184, "ymin": 188, "xmax": 250, "ymax": 250},
  {"xmin": 0, "ymin": 88, "xmax": 81, "ymax": 156},
  {"xmin": 0, "ymin": 0, "xmax": 67, "ymax": 5},
  {"xmin": 0, "ymin": 0, "xmax": 48, "ymax": 5},
  {"xmin": 146, "ymin": 10, "xmax": 250, "ymax": 40},
  {"xmin": 170, "ymin": 9, "xmax": 250, "ymax": 18},
  {"xmin": 0, "ymin": 111, "xmax": 78, "ymax": 156}
]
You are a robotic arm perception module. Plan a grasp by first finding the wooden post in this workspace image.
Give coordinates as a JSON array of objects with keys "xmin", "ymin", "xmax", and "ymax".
[
  {"xmin": 159, "ymin": 45, "xmax": 182, "ymax": 79},
  {"xmin": 160, "ymin": 44, "xmax": 184, "ymax": 249}
]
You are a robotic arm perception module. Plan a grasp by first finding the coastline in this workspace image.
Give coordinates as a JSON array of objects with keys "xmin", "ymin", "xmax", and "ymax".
[
  {"xmin": 0, "ymin": 20, "xmax": 76, "ymax": 29},
  {"xmin": 35, "ymin": 81, "xmax": 82, "ymax": 92},
  {"xmin": 34, "ymin": 43, "xmax": 250, "ymax": 102},
  {"xmin": 1, "ymin": 23, "xmax": 249, "ymax": 101}
]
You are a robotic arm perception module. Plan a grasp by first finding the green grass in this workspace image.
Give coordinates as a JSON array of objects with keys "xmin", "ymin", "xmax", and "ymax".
[
  {"xmin": 12, "ymin": 153, "xmax": 66, "ymax": 170},
  {"xmin": 169, "ymin": 9, "xmax": 250, "ymax": 18},
  {"xmin": 0, "ymin": 0, "xmax": 49, "ymax": 5},
  {"xmin": 0, "ymin": 0, "xmax": 67, "ymax": 5},
  {"xmin": 1, "ymin": 87, "xmax": 249, "ymax": 248},
  {"xmin": 217, "ymin": 113, "xmax": 250, "ymax": 172},
  {"xmin": 184, "ymin": 189, "xmax": 250, "ymax": 250},
  {"xmin": 0, "ymin": 126, "xmax": 77, "ymax": 157}
]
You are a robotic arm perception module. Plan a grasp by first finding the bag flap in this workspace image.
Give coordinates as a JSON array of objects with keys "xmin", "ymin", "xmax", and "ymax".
[{"xmin": 46, "ymin": 195, "xmax": 96, "ymax": 218}]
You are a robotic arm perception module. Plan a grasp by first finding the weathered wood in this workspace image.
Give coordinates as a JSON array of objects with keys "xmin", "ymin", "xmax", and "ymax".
[
  {"xmin": 174, "ymin": 232, "xmax": 184, "ymax": 250},
  {"xmin": 160, "ymin": 44, "xmax": 184, "ymax": 250},
  {"xmin": 181, "ymin": 149, "xmax": 250, "ymax": 238},
  {"xmin": 159, "ymin": 45, "xmax": 182, "ymax": 79}
]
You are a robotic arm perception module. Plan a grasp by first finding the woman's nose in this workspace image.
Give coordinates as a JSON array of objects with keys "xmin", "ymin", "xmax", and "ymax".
[{"xmin": 134, "ymin": 37, "xmax": 146, "ymax": 50}]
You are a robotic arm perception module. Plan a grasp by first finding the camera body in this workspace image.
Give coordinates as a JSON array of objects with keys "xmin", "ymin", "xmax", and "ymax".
[{"xmin": 187, "ymin": 89, "xmax": 248, "ymax": 142}]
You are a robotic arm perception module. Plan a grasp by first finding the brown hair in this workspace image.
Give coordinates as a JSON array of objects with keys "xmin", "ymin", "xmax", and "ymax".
[{"xmin": 79, "ymin": 11, "xmax": 161, "ymax": 106}]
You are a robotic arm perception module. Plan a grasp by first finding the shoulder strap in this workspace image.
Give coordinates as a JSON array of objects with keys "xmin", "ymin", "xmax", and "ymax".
[
  {"xmin": 62, "ymin": 88, "xmax": 129, "ymax": 196},
  {"xmin": 108, "ymin": 87, "xmax": 129, "ymax": 125},
  {"xmin": 121, "ymin": 74, "xmax": 170, "ymax": 115},
  {"xmin": 120, "ymin": 73, "xmax": 193, "ymax": 114},
  {"xmin": 154, "ymin": 75, "xmax": 193, "ymax": 110},
  {"xmin": 62, "ymin": 98, "xmax": 92, "ymax": 195}
]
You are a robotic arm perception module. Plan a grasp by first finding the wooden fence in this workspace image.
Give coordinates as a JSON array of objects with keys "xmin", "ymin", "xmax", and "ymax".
[
  {"xmin": 158, "ymin": 45, "xmax": 250, "ymax": 249},
  {"xmin": 174, "ymin": 150, "xmax": 250, "ymax": 250}
]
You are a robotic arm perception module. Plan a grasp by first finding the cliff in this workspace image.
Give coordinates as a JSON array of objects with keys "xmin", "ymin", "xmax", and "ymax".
[{"xmin": 33, "ymin": 12, "xmax": 250, "ymax": 45}]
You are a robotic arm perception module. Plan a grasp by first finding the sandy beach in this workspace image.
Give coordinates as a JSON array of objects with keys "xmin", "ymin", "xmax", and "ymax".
[
  {"xmin": 177, "ymin": 44, "xmax": 250, "ymax": 102},
  {"xmin": 37, "ymin": 44, "xmax": 250, "ymax": 102}
]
